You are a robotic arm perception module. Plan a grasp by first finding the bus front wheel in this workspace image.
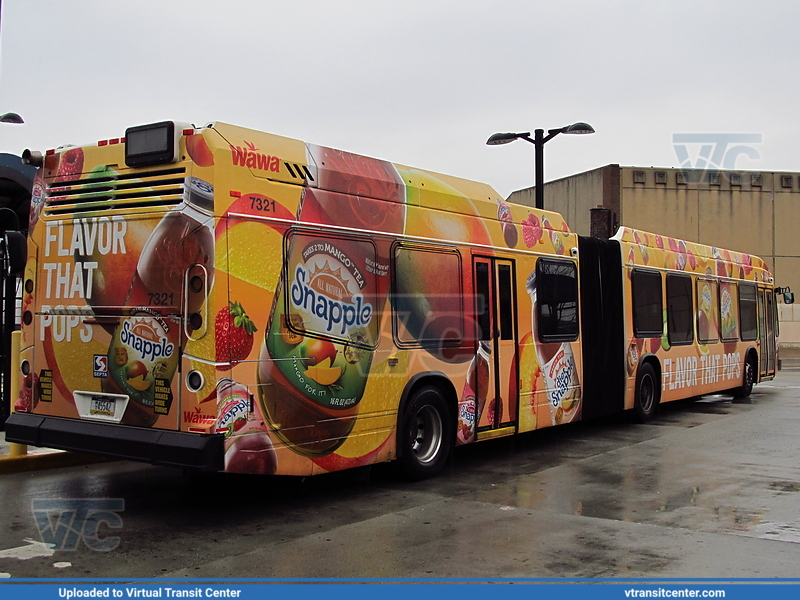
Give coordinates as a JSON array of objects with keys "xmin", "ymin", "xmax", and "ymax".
[
  {"xmin": 397, "ymin": 386, "xmax": 453, "ymax": 480},
  {"xmin": 634, "ymin": 362, "xmax": 659, "ymax": 423}
]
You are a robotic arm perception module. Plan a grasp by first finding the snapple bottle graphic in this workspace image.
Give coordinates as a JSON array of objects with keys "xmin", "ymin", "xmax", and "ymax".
[
  {"xmin": 257, "ymin": 147, "xmax": 405, "ymax": 456},
  {"xmin": 457, "ymin": 341, "xmax": 491, "ymax": 444},
  {"xmin": 102, "ymin": 308, "xmax": 180, "ymax": 426},
  {"xmin": 107, "ymin": 178, "xmax": 214, "ymax": 427},
  {"xmin": 127, "ymin": 177, "xmax": 215, "ymax": 312},
  {"xmin": 526, "ymin": 270, "xmax": 581, "ymax": 426}
]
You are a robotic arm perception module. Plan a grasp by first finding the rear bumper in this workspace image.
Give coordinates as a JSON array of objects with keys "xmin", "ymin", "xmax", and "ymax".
[{"xmin": 5, "ymin": 413, "xmax": 225, "ymax": 471}]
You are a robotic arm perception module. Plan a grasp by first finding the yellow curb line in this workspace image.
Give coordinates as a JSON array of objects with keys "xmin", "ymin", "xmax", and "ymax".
[{"xmin": 0, "ymin": 451, "xmax": 116, "ymax": 475}]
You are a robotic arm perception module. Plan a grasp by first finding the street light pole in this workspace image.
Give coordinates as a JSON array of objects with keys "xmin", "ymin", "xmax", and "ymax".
[
  {"xmin": 487, "ymin": 122, "xmax": 595, "ymax": 210},
  {"xmin": 534, "ymin": 129, "xmax": 545, "ymax": 211}
]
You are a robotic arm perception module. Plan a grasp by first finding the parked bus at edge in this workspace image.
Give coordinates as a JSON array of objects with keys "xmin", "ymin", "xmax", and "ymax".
[{"xmin": 6, "ymin": 120, "xmax": 793, "ymax": 479}]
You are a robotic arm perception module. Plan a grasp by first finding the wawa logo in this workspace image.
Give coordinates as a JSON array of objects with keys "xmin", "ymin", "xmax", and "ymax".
[
  {"xmin": 230, "ymin": 140, "xmax": 281, "ymax": 173},
  {"xmin": 183, "ymin": 406, "xmax": 215, "ymax": 425}
]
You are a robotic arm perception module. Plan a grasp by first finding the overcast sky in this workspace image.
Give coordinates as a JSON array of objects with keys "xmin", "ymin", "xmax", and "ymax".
[{"xmin": 1, "ymin": 0, "xmax": 798, "ymax": 198}]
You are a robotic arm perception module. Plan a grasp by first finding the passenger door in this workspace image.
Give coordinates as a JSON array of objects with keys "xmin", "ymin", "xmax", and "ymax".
[
  {"xmin": 758, "ymin": 287, "xmax": 776, "ymax": 379},
  {"xmin": 473, "ymin": 257, "xmax": 518, "ymax": 437}
]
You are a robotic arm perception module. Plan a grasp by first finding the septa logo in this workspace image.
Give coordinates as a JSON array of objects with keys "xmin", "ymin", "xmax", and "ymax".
[{"xmin": 93, "ymin": 354, "xmax": 108, "ymax": 378}]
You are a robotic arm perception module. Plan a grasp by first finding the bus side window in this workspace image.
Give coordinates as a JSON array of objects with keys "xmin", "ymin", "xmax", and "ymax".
[
  {"xmin": 666, "ymin": 273, "xmax": 694, "ymax": 345},
  {"xmin": 536, "ymin": 258, "xmax": 578, "ymax": 342},
  {"xmin": 393, "ymin": 244, "xmax": 464, "ymax": 346},
  {"xmin": 696, "ymin": 278, "xmax": 719, "ymax": 344},
  {"xmin": 739, "ymin": 283, "xmax": 758, "ymax": 341},
  {"xmin": 631, "ymin": 269, "xmax": 663, "ymax": 337},
  {"xmin": 719, "ymin": 281, "xmax": 739, "ymax": 340}
]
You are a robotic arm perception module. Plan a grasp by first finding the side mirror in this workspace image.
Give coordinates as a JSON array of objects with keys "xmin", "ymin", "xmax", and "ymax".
[
  {"xmin": 784, "ymin": 291, "xmax": 795, "ymax": 305},
  {"xmin": 2, "ymin": 231, "xmax": 27, "ymax": 276}
]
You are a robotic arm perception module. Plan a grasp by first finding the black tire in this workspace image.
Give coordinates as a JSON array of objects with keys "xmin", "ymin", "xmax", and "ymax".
[
  {"xmin": 634, "ymin": 362, "xmax": 659, "ymax": 423},
  {"xmin": 397, "ymin": 386, "xmax": 454, "ymax": 480},
  {"xmin": 735, "ymin": 354, "xmax": 757, "ymax": 398}
]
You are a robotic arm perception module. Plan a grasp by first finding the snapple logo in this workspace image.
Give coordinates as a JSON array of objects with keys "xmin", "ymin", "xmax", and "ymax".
[
  {"xmin": 120, "ymin": 321, "xmax": 175, "ymax": 362},
  {"xmin": 216, "ymin": 398, "xmax": 249, "ymax": 432},
  {"xmin": 290, "ymin": 264, "xmax": 373, "ymax": 335},
  {"xmin": 548, "ymin": 349, "xmax": 576, "ymax": 408},
  {"xmin": 230, "ymin": 140, "xmax": 281, "ymax": 173}
]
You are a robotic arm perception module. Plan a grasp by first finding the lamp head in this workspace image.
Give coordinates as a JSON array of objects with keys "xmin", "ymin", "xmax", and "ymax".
[
  {"xmin": 0, "ymin": 112, "xmax": 24, "ymax": 124},
  {"xmin": 560, "ymin": 122, "xmax": 595, "ymax": 135},
  {"xmin": 486, "ymin": 132, "xmax": 529, "ymax": 146}
]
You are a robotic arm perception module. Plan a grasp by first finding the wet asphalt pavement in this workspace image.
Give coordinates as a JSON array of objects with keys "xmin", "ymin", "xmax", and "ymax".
[{"xmin": 1, "ymin": 371, "xmax": 800, "ymax": 579}]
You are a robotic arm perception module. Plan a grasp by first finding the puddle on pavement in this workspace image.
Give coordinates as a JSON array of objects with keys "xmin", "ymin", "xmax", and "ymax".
[{"xmin": 752, "ymin": 521, "xmax": 800, "ymax": 543}]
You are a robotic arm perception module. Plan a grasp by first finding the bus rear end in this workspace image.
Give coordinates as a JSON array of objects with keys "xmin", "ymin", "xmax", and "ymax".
[{"xmin": 7, "ymin": 122, "xmax": 224, "ymax": 469}]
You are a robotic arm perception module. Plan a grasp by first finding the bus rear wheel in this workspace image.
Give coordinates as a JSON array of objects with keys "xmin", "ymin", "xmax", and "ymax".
[
  {"xmin": 634, "ymin": 362, "xmax": 659, "ymax": 423},
  {"xmin": 397, "ymin": 386, "xmax": 453, "ymax": 480}
]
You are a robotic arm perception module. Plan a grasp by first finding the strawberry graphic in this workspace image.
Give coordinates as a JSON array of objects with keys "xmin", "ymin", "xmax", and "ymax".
[
  {"xmin": 54, "ymin": 147, "xmax": 84, "ymax": 182},
  {"xmin": 215, "ymin": 301, "xmax": 258, "ymax": 370},
  {"xmin": 14, "ymin": 372, "xmax": 39, "ymax": 412}
]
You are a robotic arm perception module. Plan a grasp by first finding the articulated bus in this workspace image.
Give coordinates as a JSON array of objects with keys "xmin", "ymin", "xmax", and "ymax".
[{"xmin": 6, "ymin": 120, "xmax": 792, "ymax": 479}]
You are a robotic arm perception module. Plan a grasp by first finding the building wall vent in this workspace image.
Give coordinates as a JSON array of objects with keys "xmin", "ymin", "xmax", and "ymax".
[
  {"xmin": 708, "ymin": 171, "xmax": 721, "ymax": 186},
  {"xmin": 781, "ymin": 175, "xmax": 794, "ymax": 189},
  {"xmin": 676, "ymin": 171, "xmax": 688, "ymax": 185},
  {"xmin": 750, "ymin": 173, "xmax": 763, "ymax": 187},
  {"xmin": 655, "ymin": 171, "xmax": 667, "ymax": 184},
  {"xmin": 729, "ymin": 173, "xmax": 742, "ymax": 186},
  {"xmin": 633, "ymin": 170, "xmax": 646, "ymax": 184}
]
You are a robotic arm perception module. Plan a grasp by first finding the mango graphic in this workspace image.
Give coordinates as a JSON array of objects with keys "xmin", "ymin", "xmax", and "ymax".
[{"xmin": 304, "ymin": 357, "xmax": 343, "ymax": 386}]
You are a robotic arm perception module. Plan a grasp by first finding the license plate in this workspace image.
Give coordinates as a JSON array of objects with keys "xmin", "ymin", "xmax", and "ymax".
[
  {"xmin": 90, "ymin": 397, "xmax": 115, "ymax": 417},
  {"xmin": 74, "ymin": 390, "xmax": 129, "ymax": 422}
]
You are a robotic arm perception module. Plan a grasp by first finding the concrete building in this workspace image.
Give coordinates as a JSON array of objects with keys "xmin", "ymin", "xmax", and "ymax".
[{"xmin": 508, "ymin": 165, "xmax": 800, "ymax": 347}]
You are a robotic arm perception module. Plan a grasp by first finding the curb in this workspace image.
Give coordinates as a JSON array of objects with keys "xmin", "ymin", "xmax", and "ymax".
[{"xmin": 0, "ymin": 450, "xmax": 116, "ymax": 475}]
